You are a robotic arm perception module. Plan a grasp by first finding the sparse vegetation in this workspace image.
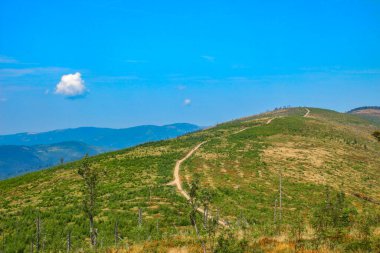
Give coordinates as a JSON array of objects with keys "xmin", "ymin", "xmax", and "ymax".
[{"xmin": 0, "ymin": 107, "xmax": 379, "ymax": 252}]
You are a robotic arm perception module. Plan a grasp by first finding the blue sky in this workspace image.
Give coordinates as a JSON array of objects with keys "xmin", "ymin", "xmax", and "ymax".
[{"xmin": 0, "ymin": 0, "xmax": 379, "ymax": 134}]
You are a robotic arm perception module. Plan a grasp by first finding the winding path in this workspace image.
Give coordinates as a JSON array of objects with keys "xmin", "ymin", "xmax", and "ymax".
[
  {"xmin": 304, "ymin": 108, "xmax": 310, "ymax": 117},
  {"xmin": 168, "ymin": 141, "xmax": 228, "ymax": 226},
  {"xmin": 169, "ymin": 107, "xmax": 311, "ymax": 228}
]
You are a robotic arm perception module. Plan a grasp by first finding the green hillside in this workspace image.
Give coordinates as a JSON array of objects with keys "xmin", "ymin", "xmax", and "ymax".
[{"xmin": 0, "ymin": 107, "xmax": 379, "ymax": 252}]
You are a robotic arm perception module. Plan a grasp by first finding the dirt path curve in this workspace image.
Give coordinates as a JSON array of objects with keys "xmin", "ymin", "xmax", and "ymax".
[
  {"xmin": 266, "ymin": 117, "xmax": 276, "ymax": 125},
  {"xmin": 304, "ymin": 108, "xmax": 310, "ymax": 117},
  {"xmin": 168, "ymin": 141, "xmax": 228, "ymax": 227},
  {"xmin": 233, "ymin": 117, "xmax": 277, "ymax": 135}
]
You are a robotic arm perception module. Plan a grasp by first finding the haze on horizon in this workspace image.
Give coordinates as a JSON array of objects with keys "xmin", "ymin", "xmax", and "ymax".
[{"xmin": 1, "ymin": 0, "xmax": 379, "ymax": 135}]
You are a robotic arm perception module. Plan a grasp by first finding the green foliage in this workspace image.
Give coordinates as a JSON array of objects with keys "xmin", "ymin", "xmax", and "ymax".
[
  {"xmin": 214, "ymin": 231, "xmax": 248, "ymax": 253},
  {"xmin": 312, "ymin": 187, "xmax": 357, "ymax": 240},
  {"xmin": 373, "ymin": 131, "xmax": 380, "ymax": 141},
  {"xmin": 0, "ymin": 107, "xmax": 379, "ymax": 251}
]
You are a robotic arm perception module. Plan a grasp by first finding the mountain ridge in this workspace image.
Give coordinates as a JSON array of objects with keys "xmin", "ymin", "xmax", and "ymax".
[
  {"xmin": 0, "ymin": 107, "xmax": 379, "ymax": 252},
  {"xmin": 0, "ymin": 123, "xmax": 201, "ymax": 149}
]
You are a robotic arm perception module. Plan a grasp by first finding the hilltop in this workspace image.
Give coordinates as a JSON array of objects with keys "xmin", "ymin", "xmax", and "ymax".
[{"xmin": 0, "ymin": 108, "xmax": 379, "ymax": 252}]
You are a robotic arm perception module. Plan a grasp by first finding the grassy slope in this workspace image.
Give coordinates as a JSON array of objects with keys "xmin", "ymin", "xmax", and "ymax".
[
  {"xmin": 183, "ymin": 108, "xmax": 380, "ymax": 225},
  {"xmin": 0, "ymin": 107, "xmax": 379, "ymax": 251}
]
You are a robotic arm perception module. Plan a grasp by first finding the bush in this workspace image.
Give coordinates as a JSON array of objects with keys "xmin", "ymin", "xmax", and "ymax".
[
  {"xmin": 344, "ymin": 239, "xmax": 372, "ymax": 252},
  {"xmin": 311, "ymin": 188, "xmax": 357, "ymax": 240},
  {"xmin": 214, "ymin": 232, "xmax": 248, "ymax": 253},
  {"xmin": 372, "ymin": 131, "xmax": 380, "ymax": 141}
]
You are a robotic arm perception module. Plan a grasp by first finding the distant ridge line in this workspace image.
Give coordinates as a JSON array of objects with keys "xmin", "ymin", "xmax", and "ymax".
[{"xmin": 347, "ymin": 106, "xmax": 380, "ymax": 113}]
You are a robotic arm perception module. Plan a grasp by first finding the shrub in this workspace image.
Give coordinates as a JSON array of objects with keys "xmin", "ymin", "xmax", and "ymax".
[
  {"xmin": 214, "ymin": 232, "xmax": 248, "ymax": 253},
  {"xmin": 372, "ymin": 131, "xmax": 380, "ymax": 141}
]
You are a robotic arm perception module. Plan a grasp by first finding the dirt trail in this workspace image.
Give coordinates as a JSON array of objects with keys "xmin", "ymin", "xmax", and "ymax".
[
  {"xmin": 304, "ymin": 108, "xmax": 310, "ymax": 117},
  {"xmin": 170, "ymin": 108, "xmax": 310, "ymax": 227},
  {"xmin": 233, "ymin": 117, "xmax": 276, "ymax": 135},
  {"xmin": 168, "ymin": 141, "xmax": 228, "ymax": 226},
  {"xmin": 266, "ymin": 117, "xmax": 276, "ymax": 124}
]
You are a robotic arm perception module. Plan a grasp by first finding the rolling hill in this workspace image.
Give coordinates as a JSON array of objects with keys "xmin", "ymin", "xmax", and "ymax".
[
  {"xmin": 0, "ymin": 108, "xmax": 379, "ymax": 252},
  {"xmin": 0, "ymin": 123, "xmax": 201, "ymax": 179}
]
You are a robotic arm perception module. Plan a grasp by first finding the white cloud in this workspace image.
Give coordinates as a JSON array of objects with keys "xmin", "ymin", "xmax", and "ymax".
[
  {"xmin": 177, "ymin": 85, "xmax": 186, "ymax": 90},
  {"xmin": 184, "ymin": 98, "xmax": 191, "ymax": 106},
  {"xmin": 55, "ymin": 72, "xmax": 87, "ymax": 97},
  {"xmin": 201, "ymin": 55, "xmax": 215, "ymax": 62}
]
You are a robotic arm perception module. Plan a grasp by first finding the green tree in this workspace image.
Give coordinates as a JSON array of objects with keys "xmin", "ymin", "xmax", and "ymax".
[{"xmin": 77, "ymin": 155, "xmax": 100, "ymax": 248}]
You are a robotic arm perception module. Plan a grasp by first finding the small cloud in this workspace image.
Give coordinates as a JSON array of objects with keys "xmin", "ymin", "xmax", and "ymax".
[
  {"xmin": 201, "ymin": 55, "xmax": 215, "ymax": 62},
  {"xmin": 184, "ymin": 98, "xmax": 191, "ymax": 106},
  {"xmin": 55, "ymin": 72, "xmax": 87, "ymax": 98},
  {"xmin": 0, "ymin": 55, "xmax": 18, "ymax": 64},
  {"xmin": 44, "ymin": 89, "xmax": 50, "ymax": 95},
  {"xmin": 177, "ymin": 85, "xmax": 186, "ymax": 90}
]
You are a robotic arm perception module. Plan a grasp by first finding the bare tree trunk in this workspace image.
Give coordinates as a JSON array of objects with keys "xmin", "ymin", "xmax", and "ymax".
[
  {"xmin": 114, "ymin": 220, "xmax": 119, "ymax": 246},
  {"xmin": 36, "ymin": 215, "xmax": 41, "ymax": 252},
  {"xmin": 66, "ymin": 231, "xmax": 71, "ymax": 253},
  {"xmin": 138, "ymin": 207, "xmax": 143, "ymax": 227},
  {"xmin": 202, "ymin": 242, "xmax": 207, "ymax": 253},
  {"xmin": 274, "ymin": 198, "xmax": 277, "ymax": 225},
  {"xmin": 89, "ymin": 216, "xmax": 96, "ymax": 247},
  {"xmin": 203, "ymin": 207, "xmax": 208, "ymax": 228},
  {"xmin": 191, "ymin": 213, "xmax": 199, "ymax": 236},
  {"xmin": 279, "ymin": 169, "xmax": 282, "ymax": 224},
  {"xmin": 2, "ymin": 232, "xmax": 5, "ymax": 253}
]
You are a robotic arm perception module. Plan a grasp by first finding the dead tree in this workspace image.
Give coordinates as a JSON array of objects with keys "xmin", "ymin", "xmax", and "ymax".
[
  {"xmin": 114, "ymin": 219, "xmax": 119, "ymax": 246},
  {"xmin": 279, "ymin": 168, "xmax": 283, "ymax": 224},
  {"xmin": 189, "ymin": 178, "xmax": 200, "ymax": 235},
  {"xmin": 66, "ymin": 231, "xmax": 71, "ymax": 253},
  {"xmin": 138, "ymin": 207, "xmax": 143, "ymax": 227},
  {"xmin": 35, "ymin": 215, "xmax": 41, "ymax": 252},
  {"xmin": 274, "ymin": 198, "xmax": 278, "ymax": 225},
  {"xmin": 1, "ymin": 232, "xmax": 4, "ymax": 253},
  {"xmin": 200, "ymin": 189, "xmax": 212, "ymax": 228},
  {"xmin": 78, "ymin": 154, "xmax": 99, "ymax": 248}
]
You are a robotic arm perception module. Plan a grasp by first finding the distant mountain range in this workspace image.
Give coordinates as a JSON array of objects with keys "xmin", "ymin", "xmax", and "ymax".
[
  {"xmin": 0, "ymin": 123, "xmax": 201, "ymax": 179},
  {"xmin": 0, "ymin": 142, "xmax": 100, "ymax": 179}
]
